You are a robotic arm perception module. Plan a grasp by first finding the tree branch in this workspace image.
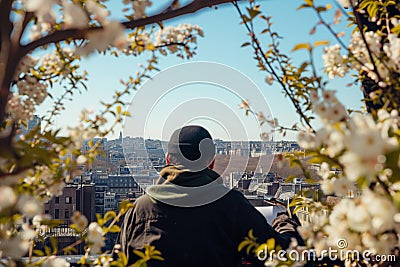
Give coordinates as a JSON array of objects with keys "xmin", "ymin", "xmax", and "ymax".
[
  {"xmin": 21, "ymin": 0, "xmax": 234, "ymax": 55},
  {"xmin": 233, "ymin": 2, "xmax": 315, "ymax": 132}
]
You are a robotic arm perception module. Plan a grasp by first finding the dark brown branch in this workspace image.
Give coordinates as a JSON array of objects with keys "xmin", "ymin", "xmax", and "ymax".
[
  {"xmin": 21, "ymin": 0, "xmax": 234, "ymax": 55},
  {"xmin": 349, "ymin": 0, "xmax": 382, "ymax": 82}
]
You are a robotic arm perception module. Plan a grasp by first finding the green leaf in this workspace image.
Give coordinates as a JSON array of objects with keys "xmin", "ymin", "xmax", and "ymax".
[
  {"xmin": 96, "ymin": 213, "xmax": 104, "ymax": 226},
  {"xmin": 292, "ymin": 43, "xmax": 311, "ymax": 52},
  {"xmin": 238, "ymin": 240, "xmax": 249, "ymax": 252},
  {"xmin": 116, "ymin": 106, "xmax": 122, "ymax": 116},
  {"xmin": 313, "ymin": 40, "xmax": 329, "ymax": 47},
  {"xmin": 248, "ymin": 229, "xmax": 255, "ymax": 240},
  {"xmin": 69, "ymin": 223, "xmax": 83, "ymax": 234},
  {"xmin": 108, "ymin": 225, "xmax": 121, "ymax": 233},
  {"xmin": 266, "ymin": 238, "xmax": 275, "ymax": 251},
  {"xmin": 247, "ymin": 7, "xmax": 261, "ymax": 19},
  {"xmin": 33, "ymin": 249, "xmax": 45, "ymax": 256},
  {"xmin": 118, "ymin": 251, "xmax": 128, "ymax": 266},
  {"xmin": 151, "ymin": 255, "xmax": 164, "ymax": 261},
  {"xmin": 133, "ymin": 250, "xmax": 146, "ymax": 259},
  {"xmin": 315, "ymin": 6, "xmax": 327, "ymax": 12},
  {"xmin": 104, "ymin": 210, "xmax": 117, "ymax": 222}
]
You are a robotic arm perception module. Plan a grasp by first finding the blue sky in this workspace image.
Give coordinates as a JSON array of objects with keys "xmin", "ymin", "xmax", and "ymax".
[{"xmin": 37, "ymin": 0, "xmax": 364, "ymax": 141}]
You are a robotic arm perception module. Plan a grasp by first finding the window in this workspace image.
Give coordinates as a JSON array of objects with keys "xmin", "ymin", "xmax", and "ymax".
[
  {"xmin": 65, "ymin": 196, "xmax": 72, "ymax": 204},
  {"xmin": 65, "ymin": 210, "xmax": 70, "ymax": 219},
  {"xmin": 45, "ymin": 210, "xmax": 49, "ymax": 214},
  {"xmin": 55, "ymin": 197, "xmax": 59, "ymax": 204},
  {"xmin": 55, "ymin": 209, "xmax": 60, "ymax": 219}
]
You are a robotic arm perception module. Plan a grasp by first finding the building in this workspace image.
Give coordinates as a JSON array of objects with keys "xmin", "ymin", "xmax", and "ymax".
[
  {"xmin": 108, "ymin": 174, "xmax": 141, "ymax": 198},
  {"xmin": 76, "ymin": 184, "xmax": 96, "ymax": 223},
  {"xmin": 91, "ymin": 171, "xmax": 109, "ymax": 216},
  {"xmin": 44, "ymin": 185, "xmax": 76, "ymax": 225},
  {"xmin": 104, "ymin": 192, "xmax": 118, "ymax": 213}
]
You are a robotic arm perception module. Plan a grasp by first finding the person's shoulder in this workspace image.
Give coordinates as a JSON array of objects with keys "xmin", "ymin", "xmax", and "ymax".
[
  {"xmin": 221, "ymin": 188, "xmax": 248, "ymax": 203},
  {"xmin": 134, "ymin": 194, "xmax": 156, "ymax": 207}
]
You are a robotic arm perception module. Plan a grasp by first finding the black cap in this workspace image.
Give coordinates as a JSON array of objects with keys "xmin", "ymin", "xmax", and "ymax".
[{"xmin": 168, "ymin": 126, "xmax": 215, "ymax": 168}]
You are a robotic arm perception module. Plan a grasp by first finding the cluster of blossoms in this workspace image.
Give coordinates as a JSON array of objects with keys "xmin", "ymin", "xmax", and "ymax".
[
  {"xmin": 299, "ymin": 90, "xmax": 398, "ymax": 184},
  {"xmin": 40, "ymin": 48, "xmax": 74, "ymax": 78},
  {"xmin": 310, "ymin": 90, "xmax": 347, "ymax": 125},
  {"xmin": 19, "ymin": 0, "xmax": 202, "ymax": 59},
  {"xmin": 0, "ymin": 183, "xmax": 44, "ymax": 258},
  {"xmin": 322, "ymin": 44, "xmax": 348, "ymax": 78},
  {"xmin": 22, "ymin": 0, "xmax": 110, "ymax": 40},
  {"xmin": 123, "ymin": 0, "xmax": 152, "ymax": 19},
  {"xmin": 296, "ymin": 89, "xmax": 400, "ymax": 262},
  {"xmin": 17, "ymin": 76, "xmax": 48, "ymax": 105},
  {"xmin": 8, "ymin": 54, "xmax": 52, "ymax": 121},
  {"xmin": 154, "ymin": 24, "xmax": 204, "ymax": 56},
  {"xmin": 77, "ymin": 21, "xmax": 128, "ymax": 57},
  {"xmin": 7, "ymin": 93, "xmax": 35, "ymax": 120},
  {"xmin": 123, "ymin": 23, "xmax": 204, "ymax": 59},
  {"xmin": 322, "ymin": 17, "xmax": 400, "ymax": 87},
  {"xmin": 14, "ymin": 55, "xmax": 38, "ymax": 80},
  {"xmin": 299, "ymin": 189, "xmax": 398, "ymax": 258}
]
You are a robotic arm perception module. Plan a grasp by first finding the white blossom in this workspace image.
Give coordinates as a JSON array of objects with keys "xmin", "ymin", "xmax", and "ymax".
[
  {"xmin": 47, "ymin": 181, "xmax": 65, "ymax": 197},
  {"xmin": 337, "ymin": 0, "xmax": 359, "ymax": 8},
  {"xmin": 297, "ymin": 131, "xmax": 318, "ymax": 150},
  {"xmin": 87, "ymin": 0, "xmax": 110, "ymax": 25},
  {"xmin": 346, "ymin": 204, "xmax": 371, "ymax": 232},
  {"xmin": 17, "ymin": 194, "xmax": 43, "ymax": 218},
  {"xmin": 310, "ymin": 90, "xmax": 319, "ymax": 102},
  {"xmin": 41, "ymin": 53, "xmax": 63, "ymax": 75},
  {"xmin": 14, "ymin": 55, "xmax": 38, "ymax": 80},
  {"xmin": 361, "ymin": 190, "xmax": 397, "ymax": 234},
  {"xmin": 42, "ymin": 256, "xmax": 70, "ymax": 267},
  {"xmin": 63, "ymin": 2, "xmax": 89, "ymax": 29},
  {"xmin": 361, "ymin": 232, "xmax": 397, "ymax": 255},
  {"xmin": 0, "ymin": 186, "xmax": 17, "ymax": 212},
  {"xmin": 0, "ymin": 235, "xmax": 30, "ymax": 258},
  {"xmin": 155, "ymin": 24, "xmax": 204, "ymax": 55},
  {"xmin": 32, "ymin": 214, "xmax": 51, "ymax": 234},
  {"xmin": 76, "ymin": 22, "xmax": 127, "ymax": 57},
  {"xmin": 76, "ymin": 155, "xmax": 88, "ymax": 164},
  {"xmin": 339, "ymin": 152, "xmax": 377, "ymax": 182},
  {"xmin": 22, "ymin": 0, "xmax": 57, "ymax": 23},
  {"xmin": 238, "ymin": 99, "xmax": 250, "ymax": 110},
  {"xmin": 320, "ymin": 178, "xmax": 335, "ymax": 195},
  {"xmin": 313, "ymin": 100, "xmax": 347, "ymax": 124},
  {"xmin": 317, "ymin": 162, "xmax": 331, "ymax": 180},
  {"xmin": 265, "ymin": 75, "xmax": 274, "ymax": 85},
  {"xmin": 322, "ymin": 44, "xmax": 348, "ymax": 78},
  {"xmin": 87, "ymin": 222, "xmax": 105, "ymax": 254},
  {"xmin": 131, "ymin": 0, "xmax": 152, "ymax": 19},
  {"xmin": 7, "ymin": 93, "xmax": 36, "ymax": 120},
  {"xmin": 17, "ymin": 76, "xmax": 48, "ymax": 105},
  {"xmin": 326, "ymin": 130, "xmax": 345, "ymax": 157},
  {"xmin": 333, "ymin": 178, "xmax": 355, "ymax": 197},
  {"xmin": 383, "ymin": 34, "xmax": 400, "ymax": 68},
  {"xmin": 72, "ymin": 211, "xmax": 88, "ymax": 231}
]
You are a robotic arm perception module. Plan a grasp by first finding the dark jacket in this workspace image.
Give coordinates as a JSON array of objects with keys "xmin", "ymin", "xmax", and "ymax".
[{"xmin": 118, "ymin": 166, "xmax": 301, "ymax": 267}]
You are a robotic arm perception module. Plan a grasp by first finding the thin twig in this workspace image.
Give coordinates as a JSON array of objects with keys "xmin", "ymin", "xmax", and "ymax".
[{"xmin": 233, "ymin": 2, "xmax": 315, "ymax": 132}]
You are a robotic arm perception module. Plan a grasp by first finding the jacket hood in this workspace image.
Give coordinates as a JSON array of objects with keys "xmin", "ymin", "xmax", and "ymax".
[{"xmin": 145, "ymin": 165, "xmax": 231, "ymax": 207}]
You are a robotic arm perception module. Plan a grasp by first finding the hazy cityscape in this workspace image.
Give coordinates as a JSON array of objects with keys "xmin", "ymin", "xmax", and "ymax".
[{"xmin": 17, "ymin": 114, "xmax": 339, "ymax": 255}]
